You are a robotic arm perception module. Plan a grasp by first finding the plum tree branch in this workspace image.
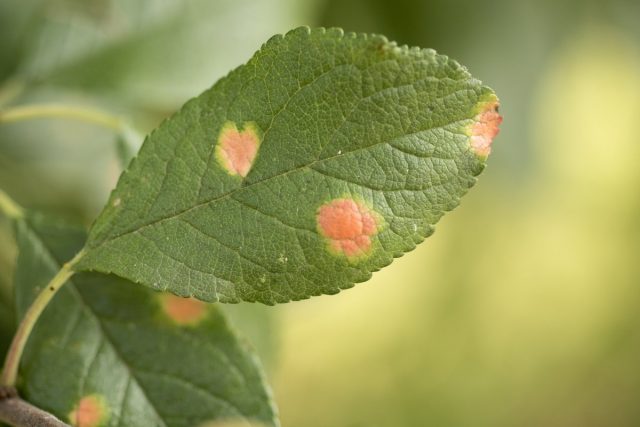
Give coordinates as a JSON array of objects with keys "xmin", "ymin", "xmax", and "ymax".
[{"xmin": 0, "ymin": 387, "xmax": 69, "ymax": 427}]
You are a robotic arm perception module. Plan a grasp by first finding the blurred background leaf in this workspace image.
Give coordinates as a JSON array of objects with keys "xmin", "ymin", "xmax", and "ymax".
[
  {"xmin": 0, "ymin": 217, "xmax": 15, "ymax": 357},
  {"xmin": 1, "ymin": 0, "xmax": 640, "ymax": 426}
]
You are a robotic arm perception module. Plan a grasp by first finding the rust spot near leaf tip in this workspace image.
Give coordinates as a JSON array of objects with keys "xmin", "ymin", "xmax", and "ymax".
[{"xmin": 470, "ymin": 101, "xmax": 502, "ymax": 157}]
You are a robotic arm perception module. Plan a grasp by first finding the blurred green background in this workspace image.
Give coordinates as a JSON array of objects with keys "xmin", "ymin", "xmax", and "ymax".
[{"xmin": 1, "ymin": 0, "xmax": 639, "ymax": 426}]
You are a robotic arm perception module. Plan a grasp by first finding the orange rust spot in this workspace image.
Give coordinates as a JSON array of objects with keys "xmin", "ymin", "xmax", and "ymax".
[
  {"xmin": 68, "ymin": 395, "xmax": 107, "ymax": 427},
  {"xmin": 470, "ymin": 101, "xmax": 502, "ymax": 157},
  {"xmin": 215, "ymin": 121, "xmax": 261, "ymax": 177},
  {"xmin": 161, "ymin": 294, "xmax": 207, "ymax": 326},
  {"xmin": 317, "ymin": 198, "xmax": 380, "ymax": 259}
]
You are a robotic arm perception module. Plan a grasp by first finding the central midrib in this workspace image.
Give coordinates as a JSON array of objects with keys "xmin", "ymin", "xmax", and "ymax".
[{"xmin": 86, "ymin": 85, "xmax": 472, "ymax": 253}]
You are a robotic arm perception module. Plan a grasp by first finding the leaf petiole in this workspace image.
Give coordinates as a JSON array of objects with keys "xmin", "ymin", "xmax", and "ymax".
[
  {"xmin": 0, "ymin": 248, "xmax": 84, "ymax": 387},
  {"xmin": 0, "ymin": 190, "xmax": 23, "ymax": 220},
  {"xmin": 0, "ymin": 104, "xmax": 124, "ymax": 132},
  {"xmin": 0, "ymin": 103, "xmax": 142, "ymax": 168}
]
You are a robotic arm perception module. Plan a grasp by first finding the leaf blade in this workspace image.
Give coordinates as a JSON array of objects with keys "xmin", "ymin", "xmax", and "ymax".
[
  {"xmin": 77, "ymin": 27, "xmax": 500, "ymax": 304},
  {"xmin": 14, "ymin": 213, "xmax": 278, "ymax": 427}
]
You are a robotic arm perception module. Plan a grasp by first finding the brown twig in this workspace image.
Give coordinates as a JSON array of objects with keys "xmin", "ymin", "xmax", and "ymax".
[{"xmin": 0, "ymin": 387, "xmax": 69, "ymax": 427}]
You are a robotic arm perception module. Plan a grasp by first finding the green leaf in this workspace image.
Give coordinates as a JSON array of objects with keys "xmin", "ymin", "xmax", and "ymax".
[
  {"xmin": 14, "ymin": 212, "xmax": 279, "ymax": 427},
  {"xmin": 0, "ymin": 291, "xmax": 14, "ymax": 358},
  {"xmin": 0, "ymin": 221, "xmax": 16, "ymax": 357},
  {"xmin": 6, "ymin": 0, "xmax": 315, "ymax": 109},
  {"xmin": 75, "ymin": 27, "xmax": 501, "ymax": 304},
  {"xmin": 13, "ymin": 214, "xmax": 86, "ymax": 320}
]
